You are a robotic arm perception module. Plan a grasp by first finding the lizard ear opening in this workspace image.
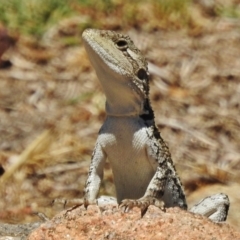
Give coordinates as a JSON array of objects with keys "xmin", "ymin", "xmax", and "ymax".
[
  {"xmin": 116, "ymin": 39, "xmax": 128, "ymax": 50},
  {"xmin": 137, "ymin": 68, "xmax": 148, "ymax": 80}
]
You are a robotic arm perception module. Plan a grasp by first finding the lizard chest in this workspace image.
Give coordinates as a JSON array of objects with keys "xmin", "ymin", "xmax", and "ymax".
[
  {"xmin": 98, "ymin": 116, "xmax": 156, "ymax": 201},
  {"xmin": 99, "ymin": 116, "xmax": 150, "ymax": 164}
]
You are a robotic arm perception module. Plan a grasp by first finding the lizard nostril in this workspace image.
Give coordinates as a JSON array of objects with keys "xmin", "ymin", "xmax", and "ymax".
[{"xmin": 116, "ymin": 39, "xmax": 128, "ymax": 50}]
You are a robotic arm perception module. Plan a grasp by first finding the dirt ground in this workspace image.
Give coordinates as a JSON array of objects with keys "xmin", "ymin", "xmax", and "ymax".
[{"xmin": 0, "ymin": 14, "xmax": 239, "ymax": 230}]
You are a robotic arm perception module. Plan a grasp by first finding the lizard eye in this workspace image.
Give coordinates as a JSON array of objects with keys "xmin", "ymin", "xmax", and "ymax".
[
  {"xmin": 116, "ymin": 39, "xmax": 128, "ymax": 50},
  {"xmin": 137, "ymin": 68, "xmax": 148, "ymax": 80}
]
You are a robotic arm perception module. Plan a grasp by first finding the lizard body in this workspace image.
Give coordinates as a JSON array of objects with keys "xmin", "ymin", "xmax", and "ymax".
[{"xmin": 81, "ymin": 29, "xmax": 229, "ymax": 222}]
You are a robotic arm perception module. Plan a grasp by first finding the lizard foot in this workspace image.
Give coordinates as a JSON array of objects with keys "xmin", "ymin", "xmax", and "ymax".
[
  {"xmin": 53, "ymin": 197, "xmax": 113, "ymax": 211},
  {"xmin": 52, "ymin": 198, "xmax": 86, "ymax": 216},
  {"xmin": 189, "ymin": 193, "xmax": 229, "ymax": 222},
  {"xmin": 119, "ymin": 197, "xmax": 165, "ymax": 217},
  {"xmin": 52, "ymin": 198, "xmax": 84, "ymax": 212}
]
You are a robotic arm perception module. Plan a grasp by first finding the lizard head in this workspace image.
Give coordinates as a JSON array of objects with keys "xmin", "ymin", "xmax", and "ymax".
[{"xmin": 82, "ymin": 29, "xmax": 150, "ymax": 117}]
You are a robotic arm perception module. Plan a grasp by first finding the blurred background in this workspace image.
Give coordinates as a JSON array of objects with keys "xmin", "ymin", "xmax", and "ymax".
[{"xmin": 0, "ymin": 0, "xmax": 239, "ymax": 228}]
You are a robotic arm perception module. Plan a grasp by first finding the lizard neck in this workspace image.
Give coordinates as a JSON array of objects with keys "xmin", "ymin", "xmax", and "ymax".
[
  {"xmin": 97, "ymin": 74, "xmax": 148, "ymax": 117},
  {"xmin": 103, "ymin": 86, "xmax": 155, "ymax": 120},
  {"xmin": 105, "ymin": 101, "xmax": 149, "ymax": 117},
  {"xmin": 105, "ymin": 103, "xmax": 144, "ymax": 117}
]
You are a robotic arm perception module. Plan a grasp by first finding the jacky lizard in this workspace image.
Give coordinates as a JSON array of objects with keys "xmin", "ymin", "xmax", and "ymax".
[{"xmin": 81, "ymin": 29, "xmax": 229, "ymax": 222}]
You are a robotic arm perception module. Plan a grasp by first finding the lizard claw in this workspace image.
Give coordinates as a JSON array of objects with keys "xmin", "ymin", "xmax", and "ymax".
[
  {"xmin": 52, "ymin": 198, "xmax": 69, "ymax": 208},
  {"xmin": 119, "ymin": 197, "xmax": 165, "ymax": 217},
  {"xmin": 84, "ymin": 199, "xmax": 90, "ymax": 209}
]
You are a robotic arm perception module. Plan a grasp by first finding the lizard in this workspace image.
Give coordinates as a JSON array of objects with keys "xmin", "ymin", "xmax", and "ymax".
[{"xmin": 80, "ymin": 28, "xmax": 229, "ymax": 222}]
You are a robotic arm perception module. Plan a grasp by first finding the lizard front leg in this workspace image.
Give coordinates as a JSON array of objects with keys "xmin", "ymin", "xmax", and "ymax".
[
  {"xmin": 54, "ymin": 141, "xmax": 106, "ymax": 210},
  {"xmin": 84, "ymin": 141, "xmax": 106, "ymax": 208},
  {"xmin": 119, "ymin": 166, "xmax": 168, "ymax": 216},
  {"xmin": 120, "ymin": 133, "xmax": 187, "ymax": 217}
]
